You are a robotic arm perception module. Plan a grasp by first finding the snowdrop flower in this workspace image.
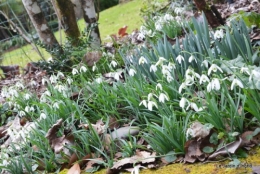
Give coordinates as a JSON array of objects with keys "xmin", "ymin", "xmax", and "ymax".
[
  {"xmin": 30, "ymin": 80, "xmax": 38, "ymax": 87},
  {"xmin": 150, "ymin": 64, "xmax": 157, "ymax": 73},
  {"xmin": 231, "ymin": 78, "xmax": 244, "ymax": 90},
  {"xmin": 162, "ymin": 65, "xmax": 170, "ymax": 76},
  {"xmin": 155, "ymin": 57, "xmax": 167, "ymax": 66},
  {"xmin": 110, "ymin": 61, "xmax": 117, "ymax": 68},
  {"xmin": 139, "ymin": 100, "xmax": 147, "ymax": 108},
  {"xmin": 137, "ymin": 32, "xmax": 145, "ymax": 40},
  {"xmin": 179, "ymin": 97, "xmax": 190, "ymax": 110},
  {"xmin": 114, "ymin": 72, "xmax": 122, "ymax": 81},
  {"xmin": 249, "ymin": 69, "xmax": 260, "ymax": 82},
  {"xmin": 54, "ymin": 84, "xmax": 66, "ymax": 93},
  {"xmin": 164, "ymin": 14, "xmax": 174, "ymax": 21},
  {"xmin": 95, "ymin": 77, "xmax": 103, "ymax": 84},
  {"xmin": 147, "ymin": 93, "xmax": 154, "ymax": 101},
  {"xmin": 9, "ymin": 88, "xmax": 18, "ymax": 98},
  {"xmin": 207, "ymin": 78, "xmax": 221, "ymax": 92},
  {"xmin": 208, "ymin": 64, "xmax": 223, "ymax": 76},
  {"xmin": 15, "ymin": 82, "xmax": 24, "ymax": 89},
  {"xmin": 67, "ymin": 77, "xmax": 73, "ymax": 85},
  {"xmin": 166, "ymin": 75, "xmax": 174, "ymax": 83},
  {"xmin": 53, "ymin": 102, "xmax": 60, "ymax": 109},
  {"xmin": 131, "ymin": 165, "xmax": 147, "ymax": 174},
  {"xmin": 159, "ymin": 93, "xmax": 169, "ymax": 103},
  {"xmin": 190, "ymin": 102, "xmax": 203, "ymax": 112},
  {"xmin": 80, "ymin": 66, "xmax": 87, "ymax": 73},
  {"xmin": 18, "ymin": 110, "xmax": 26, "ymax": 117},
  {"xmin": 176, "ymin": 55, "xmax": 184, "ymax": 64},
  {"xmin": 57, "ymin": 71, "xmax": 64, "ymax": 78},
  {"xmin": 199, "ymin": 74, "xmax": 210, "ymax": 84},
  {"xmin": 155, "ymin": 21, "xmax": 163, "ymax": 31},
  {"xmin": 167, "ymin": 62, "xmax": 176, "ymax": 70},
  {"xmin": 129, "ymin": 68, "xmax": 136, "ymax": 76},
  {"xmin": 179, "ymin": 82, "xmax": 186, "ymax": 93},
  {"xmin": 156, "ymin": 83, "xmax": 162, "ymax": 91},
  {"xmin": 185, "ymin": 68, "xmax": 200, "ymax": 80},
  {"xmin": 201, "ymin": 60, "xmax": 209, "ymax": 68},
  {"xmin": 92, "ymin": 64, "xmax": 97, "ymax": 72},
  {"xmin": 185, "ymin": 75, "xmax": 195, "ymax": 86},
  {"xmin": 147, "ymin": 101, "xmax": 158, "ymax": 111},
  {"xmin": 188, "ymin": 55, "xmax": 197, "ymax": 63},
  {"xmin": 24, "ymin": 93, "xmax": 31, "ymax": 100},
  {"xmin": 49, "ymin": 75, "xmax": 58, "ymax": 84},
  {"xmin": 72, "ymin": 68, "xmax": 79, "ymax": 75},
  {"xmin": 39, "ymin": 113, "xmax": 47, "ymax": 120},
  {"xmin": 214, "ymin": 29, "xmax": 224, "ymax": 39},
  {"xmin": 240, "ymin": 67, "xmax": 250, "ymax": 75},
  {"xmin": 139, "ymin": 56, "xmax": 148, "ymax": 65}
]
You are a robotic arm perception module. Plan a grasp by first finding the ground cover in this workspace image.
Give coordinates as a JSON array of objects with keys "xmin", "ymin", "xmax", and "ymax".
[{"xmin": 0, "ymin": 0, "xmax": 260, "ymax": 174}]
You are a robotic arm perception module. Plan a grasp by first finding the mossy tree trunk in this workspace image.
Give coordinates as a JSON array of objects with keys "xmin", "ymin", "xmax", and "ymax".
[
  {"xmin": 54, "ymin": 0, "xmax": 80, "ymax": 46},
  {"xmin": 21, "ymin": 0, "xmax": 60, "ymax": 50},
  {"xmin": 193, "ymin": 0, "xmax": 224, "ymax": 28},
  {"xmin": 82, "ymin": 0, "xmax": 101, "ymax": 48}
]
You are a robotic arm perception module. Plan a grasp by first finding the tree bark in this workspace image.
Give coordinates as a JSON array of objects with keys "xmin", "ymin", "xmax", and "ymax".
[
  {"xmin": 193, "ymin": 0, "xmax": 222, "ymax": 28},
  {"xmin": 54, "ymin": 0, "xmax": 80, "ymax": 46},
  {"xmin": 21, "ymin": 0, "xmax": 60, "ymax": 49},
  {"xmin": 82, "ymin": 0, "xmax": 101, "ymax": 48}
]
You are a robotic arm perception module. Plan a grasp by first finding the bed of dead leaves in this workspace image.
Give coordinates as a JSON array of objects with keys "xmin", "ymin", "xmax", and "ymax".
[{"xmin": 0, "ymin": 0, "xmax": 260, "ymax": 173}]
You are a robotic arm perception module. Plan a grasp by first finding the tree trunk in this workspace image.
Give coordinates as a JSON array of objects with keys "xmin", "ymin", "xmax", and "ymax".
[
  {"xmin": 82, "ymin": 0, "xmax": 101, "ymax": 48},
  {"xmin": 54, "ymin": 0, "xmax": 80, "ymax": 46},
  {"xmin": 21, "ymin": 0, "xmax": 60, "ymax": 50},
  {"xmin": 193, "ymin": 0, "xmax": 223, "ymax": 28}
]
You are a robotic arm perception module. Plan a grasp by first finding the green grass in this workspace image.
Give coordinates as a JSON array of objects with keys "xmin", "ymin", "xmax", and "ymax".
[{"xmin": 2, "ymin": 0, "xmax": 144, "ymax": 67}]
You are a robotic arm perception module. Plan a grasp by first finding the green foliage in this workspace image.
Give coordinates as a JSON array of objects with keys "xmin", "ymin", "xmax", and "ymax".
[
  {"xmin": 99, "ymin": 0, "xmax": 119, "ymax": 11},
  {"xmin": 228, "ymin": 11, "xmax": 260, "ymax": 28}
]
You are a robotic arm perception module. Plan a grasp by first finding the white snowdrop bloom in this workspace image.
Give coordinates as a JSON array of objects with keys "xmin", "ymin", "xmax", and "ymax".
[
  {"xmin": 42, "ymin": 77, "xmax": 48, "ymax": 85},
  {"xmin": 155, "ymin": 21, "xmax": 163, "ymax": 31},
  {"xmin": 30, "ymin": 80, "xmax": 38, "ymax": 87},
  {"xmin": 207, "ymin": 78, "xmax": 221, "ymax": 92},
  {"xmin": 208, "ymin": 64, "xmax": 223, "ymax": 76},
  {"xmin": 185, "ymin": 75, "xmax": 195, "ymax": 86},
  {"xmin": 9, "ymin": 88, "xmax": 18, "ymax": 98},
  {"xmin": 147, "ymin": 93, "xmax": 154, "ymax": 101},
  {"xmin": 67, "ymin": 77, "xmax": 73, "ymax": 85},
  {"xmin": 146, "ymin": 30, "xmax": 155, "ymax": 37},
  {"xmin": 164, "ymin": 14, "xmax": 174, "ymax": 21},
  {"xmin": 150, "ymin": 64, "xmax": 157, "ymax": 73},
  {"xmin": 214, "ymin": 29, "xmax": 224, "ymax": 39},
  {"xmin": 167, "ymin": 62, "xmax": 176, "ymax": 70},
  {"xmin": 18, "ymin": 110, "xmax": 26, "ymax": 117},
  {"xmin": 231, "ymin": 78, "xmax": 244, "ymax": 90},
  {"xmin": 166, "ymin": 75, "xmax": 174, "ymax": 83},
  {"xmin": 57, "ymin": 71, "xmax": 64, "ymax": 78},
  {"xmin": 249, "ymin": 69, "xmax": 260, "ymax": 82},
  {"xmin": 156, "ymin": 83, "xmax": 162, "ymax": 91},
  {"xmin": 159, "ymin": 93, "xmax": 169, "ymax": 103},
  {"xmin": 179, "ymin": 97, "xmax": 190, "ymax": 110},
  {"xmin": 190, "ymin": 102, "xmax": 200, "ymax": 112},
  {"xmin": 176, "ymin": 55, "xmax": 184, "ymax": 64},
  {"xmin": 240, "ymin": 67, "xmax": 250, "ymax": 75},
  {"xmin": 72, "ymin": 68, "xmax": 79, "ymax": 75},
  {"xmin": 80, "ymin": 66, "xmax": 87, "ymax": 73},
  {"xmin": 138, "ymin": 56, "xmax": 148, "ymax": 65},
  {"xmin": 95, "ymin": 77, "xmax": 103, "ymax": 84},
  {"xmin": 131, "ymin": 165, "xmax": 147, "ymax": 174},
  {"xmin": 179, "ymin": 82, "xmax": 186, "ymax": 93},
  {"xmin": 201, "ymin": 60, "xmax": 209, "ymax": 68},
  {"xmin": 24, "ymin": 93, "xmax": 31, "ymax": 100},
  {"xmin": 25, "ymin": 106, "xmax": 30, "ymax": 113},
  {"xmin": 185, "ymin": 68, "xmax": 200, "ymax": 80},
  {"xmin": 110, "ymin": 61, "xmax": 117, "ymax": 68},
  {"xmin": 155, "ymin": 57, "xmax": 167, "ymax": 66},
  {"xmin": 53, "ymin": 102, "xmax": 60, "ymax": 109},
  {"xmin": 114, "ymin": 72, "xmax": 122, "ymax": 81},
  {"xmin": 162, "ymin": 65, "xmax": 170, "ymax": 76},
  {"xmin": 92, "ymin": 64, "xmax": 97, "ymax": 72},
  {"xmin": 107, "ymin": 52, "xmax": 114, "ymax": 58},
  {"xmin": 1, "ymin": 87, "xmax": 9, "ymax": 98},
  {"xmin": 49, "ymin": 74, "xmax": 58, "ymax": 84},
  {"xmin": 39, "ymin": 113, "xmax": 47, "ymax": 120},
  {"xmin": 137, "ymin": 32, "xmax": 145, "ymax": 40},
  {"xmin": 199, "ymin": 74, "xmax": 210, "ymax": 84},
  {"xmin": 188, "ymin": 55, "xmax": 197, "ymax": 63},
  {"xmin": 15, "ymin": 81, "xmax": 24, "ymax": 89},
  {"xmin": 129, "ymin": 68, "xmax": 136, "ymax": 76},
  {"xmin": 43, "ymin": 90, "xmax": 51, "ymax": 97},
  {"xmin": 139, "ymin": 100, "xmax": 147, "ymax": 108},
  {"xmin": 147, "ymin": 101, "xmax": 158, "ymax": 111},
  {"xmin": 54, "ymin": 84, "xmax": 66, "ymax": 93}
]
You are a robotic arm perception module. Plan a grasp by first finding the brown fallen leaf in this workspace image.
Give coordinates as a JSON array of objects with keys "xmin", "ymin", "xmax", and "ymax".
[
  {"xmin": 0, "ymin": 124, "xmax": 8, "ymax": 139},
  {"xmin": 108, "ymin": 116, "xmax": 120, "ymax": 130},
  {"xmin": 184, "ymin": 139, "xmax": 205, "ymax": 163},
  {"xmin": 67, "ymin": 163, "xmax": 80, "ymax": 174},
  {"xmin": 208, "ymin": 137, "xmax": 242, "ymax": 160},
  {"xmin": 68, "ymin": 153, "xmax": 78, "ymax": 168}
]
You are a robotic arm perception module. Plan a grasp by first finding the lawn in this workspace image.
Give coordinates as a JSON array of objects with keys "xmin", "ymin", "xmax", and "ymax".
[{"xmin": 1, "ymin": 0, "xmax": 144, "ymax": 67}]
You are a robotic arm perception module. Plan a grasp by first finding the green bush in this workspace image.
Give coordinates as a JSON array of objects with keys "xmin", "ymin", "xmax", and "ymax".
[{"xmin": 98, "ymin": 0, "xmax": 119, "ymax": 11}]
